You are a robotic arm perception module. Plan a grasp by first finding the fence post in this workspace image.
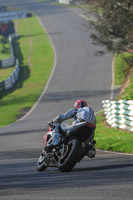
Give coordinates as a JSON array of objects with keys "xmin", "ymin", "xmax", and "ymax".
[{"xmin": 0, "ymin": 59, "xmax": 20, "ymax": 92}]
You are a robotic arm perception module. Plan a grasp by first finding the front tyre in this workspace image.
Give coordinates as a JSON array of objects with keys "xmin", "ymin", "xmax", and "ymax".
[
  {"xmin": 37, "ymin": 152, "xmax": 47, "ymax": 171},
  {"xmin": 58, "ymin": 139, "xmax": 82, "ymax": 172}
]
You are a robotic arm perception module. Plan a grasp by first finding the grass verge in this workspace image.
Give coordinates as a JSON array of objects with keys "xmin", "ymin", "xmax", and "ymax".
[
  {"xmin": 0, "ymin": 15, "xmax": 54, "ymax": 127},
  {"xmin": 95, "ymin": 53, "xmax": 133, "ymax": 154},
  {"xmin": 95, "ymin": 111, "xmax": 133, "ymax": 153},
  {"xmin": 114, "ymin": 52, "xmax": 133, "ymax": 100},
  {"xmin": 118, "ymin": 72, "xmax": 133, "ymax": 100},
  {"xmin": 114, "ymin": 53, "xmax": 133, "ymax": 86},
  {"xmin": 0, "ymin": 66, "xmax": 15, "ymax": 82}
]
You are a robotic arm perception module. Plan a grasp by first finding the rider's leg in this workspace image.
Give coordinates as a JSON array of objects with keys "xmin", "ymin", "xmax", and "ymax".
[
  {"xmin": 45, "ymin": 124, "xmax": 60, "ymax": 149},
  {"xmin": 51, "ymin": 131, "xmax": 60, "ymax": 146},
  {"xmin": 85, "ymin": 130, "xmax": 96, "ymax": 158}
]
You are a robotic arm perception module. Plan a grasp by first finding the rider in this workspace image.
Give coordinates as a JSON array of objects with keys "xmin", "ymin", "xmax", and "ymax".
[{"xmin": 46, "ymin": 100, "xmax": 96, "ymax": 158}]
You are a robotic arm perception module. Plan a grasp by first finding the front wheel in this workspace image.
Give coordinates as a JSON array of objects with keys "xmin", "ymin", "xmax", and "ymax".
[
  {"xmin": 37, "ymin": 152, "xmax": 47, "ymax": 171},
  {"xmin": 58, "ymin": 139, "xmax": 82, "ymax": 172}
]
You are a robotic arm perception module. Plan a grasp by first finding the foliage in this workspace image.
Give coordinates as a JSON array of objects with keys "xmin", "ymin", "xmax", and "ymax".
[{"xmin": 90, "ymin": 0, "xmax": 133, "ymax": 53}]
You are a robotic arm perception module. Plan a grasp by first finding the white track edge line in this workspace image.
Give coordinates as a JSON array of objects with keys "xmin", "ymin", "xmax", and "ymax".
[{"xmin": 97, "ymin": 149, "xmax": 133, "ymax": 156}]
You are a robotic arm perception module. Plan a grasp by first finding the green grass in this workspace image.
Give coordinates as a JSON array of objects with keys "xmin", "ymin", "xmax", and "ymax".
[
  {"xmin": 0, "ymin": 16, "xmax": 54, "ymax": 127},
  {"xmin": 117, "ymin": 71, "xmax": 133, "ymax": 100},
  {"xmin": 0, "ymin": 67, "xmax": 15, "ymax": 82},
  {"xmin": 114, "ymin": 53, "xmax": 133, "ymax": 86},
  {"xmin": 0, "ymin": 35, "xmax": 11, "ymax": 60},
  {"xmin": 122, "ymin": 72, "xmax": 133, "ymax": 100},
  {"xmin": 96, "ymin": 53, "xmax": 133, "ymax": 154},
  {"xmin": 124, "ymin": 73, "xmax": 133, "ymax": 100},
  {"xmin": 95, "ymin": 111, "xmax": 133, "ymax": 153},
  {"xmin": 114, "ymin": 52, "xmax": 133, "ymax": 100}
]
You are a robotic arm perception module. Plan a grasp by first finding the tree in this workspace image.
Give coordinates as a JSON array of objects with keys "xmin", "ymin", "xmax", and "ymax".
[{"xmin": 90, "ymin": 0, "xmax": 133, "ymax": 54}]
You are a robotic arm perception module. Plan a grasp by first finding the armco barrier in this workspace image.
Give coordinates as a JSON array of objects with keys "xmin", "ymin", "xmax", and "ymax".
[
  {"xmin": 102, "ymin": 100, "xmax": 133, "ymax": 132},
  {"xmin": 58, "ymin": 0, "xmax": 71, "ymax": 4},
  {"xmin": 0, "ymin": 59, "xmax": 20, "ymax": 92},
  {"xmin": 0, "ymin": 32, "xmax": 17, "ymax": 68},
  {"xmin": 0, "ymin": 81, "xmax": 5, "ymax": 92}
]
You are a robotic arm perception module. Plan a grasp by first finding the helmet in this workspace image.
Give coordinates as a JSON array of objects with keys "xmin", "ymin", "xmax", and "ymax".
[{"xmin": 74, "ymin": 100, "xmax": 88, "ymax": 109}]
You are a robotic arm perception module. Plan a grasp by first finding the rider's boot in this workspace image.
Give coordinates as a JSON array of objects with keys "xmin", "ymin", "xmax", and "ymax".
[
  {"xmin": 87, "ymin": 146, "xmax": 96, "ymax": 158},
  {"xmin": 86, "ymin": 140, "xmax": 96, "ymax": 158}
]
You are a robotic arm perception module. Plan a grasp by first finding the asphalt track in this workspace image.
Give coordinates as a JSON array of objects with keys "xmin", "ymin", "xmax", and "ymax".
[{"xmin": 0, "ymin": 0, "xmax": 133, "ymax": 199}]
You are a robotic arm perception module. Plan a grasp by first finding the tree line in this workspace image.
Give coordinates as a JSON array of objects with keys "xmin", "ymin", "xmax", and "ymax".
[{"xmin": 88, "ymin": 0, "xmax": 133, "ymax": 54}]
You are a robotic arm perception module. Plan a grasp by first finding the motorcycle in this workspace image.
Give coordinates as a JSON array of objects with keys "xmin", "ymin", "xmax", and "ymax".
[{"xmin": 37, "ymin": 121, "xmax": 96, "ymax": 172}]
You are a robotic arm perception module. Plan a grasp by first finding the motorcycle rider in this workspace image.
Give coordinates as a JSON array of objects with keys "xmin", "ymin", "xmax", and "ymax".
[{"xmin": 46, "ymin": 100, "xmax": 96, "ymax": 158}]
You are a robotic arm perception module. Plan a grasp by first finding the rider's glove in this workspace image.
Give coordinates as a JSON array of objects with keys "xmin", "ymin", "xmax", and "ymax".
[
  {"xmin": 53, "ymin": 115, "xmax": 62, "ymax": 123},
  {"xmin": 48, "ymin": 120, "xmax": 53, "ymax": 126}
]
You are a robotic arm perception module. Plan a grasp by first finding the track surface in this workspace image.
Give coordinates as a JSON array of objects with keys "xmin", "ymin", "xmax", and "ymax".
[{"xmin": 0, "ymin": 0, "xmax": 133, "ymax": 199}]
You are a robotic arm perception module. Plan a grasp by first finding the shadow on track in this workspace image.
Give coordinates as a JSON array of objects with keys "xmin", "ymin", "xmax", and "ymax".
[
  {"xmin": 73, "ymin": 163, "xmax": 133, "ymax": 172},
  {"xmin": 0, "ymin": 128, "xmax": 47, "ymax": 137}
]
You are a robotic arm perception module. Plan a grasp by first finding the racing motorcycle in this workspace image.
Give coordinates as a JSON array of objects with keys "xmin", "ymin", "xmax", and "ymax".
[{"xmin": 37, "ymin": 121, "xmax": 96, "ymax": 172}]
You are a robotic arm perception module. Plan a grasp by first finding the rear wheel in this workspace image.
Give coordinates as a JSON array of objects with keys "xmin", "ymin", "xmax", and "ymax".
[
  {"xmin": 58, "ymin": 139, "xmax": 82, "ymax": 172},
  {"xmin": 37, "ymin": 152, "xmax": 47, "ymax": 171}
]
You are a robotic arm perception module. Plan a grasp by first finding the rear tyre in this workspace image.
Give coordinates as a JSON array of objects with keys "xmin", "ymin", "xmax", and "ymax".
[
  {"xmin": 58, "ymin": 139, "xmax": 82, "ymax": 172},
  {"xmin": 37, "ymin": 152, "xmax": 47, "ymax": 171}
]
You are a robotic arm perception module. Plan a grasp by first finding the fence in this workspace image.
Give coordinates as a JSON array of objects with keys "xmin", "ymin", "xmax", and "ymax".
[
  {"xmin": 102, "ymin": 100, "xmax": 133, "ymax": 132},
  {"xmin": 0, "ymin": 32, "xmax": 17, "ymax": 68},
  {"xmin": 58, "ymin": 0, "xmax": 71, "ymax": 4},
  {"xmin": 0, "ymin": 59, "xmax": 20, "ymax": 92}
]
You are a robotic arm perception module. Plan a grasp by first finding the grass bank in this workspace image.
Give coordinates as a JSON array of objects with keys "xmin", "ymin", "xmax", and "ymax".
[
  {"xmin": 118, "ymin": 73, "xmax": 133, "ymax": 100},
  {"xmin": 114, "ymin": 53, "xmax": 133, "ymax": 86},
  {"xmin": 0, "ymin": 15, "xmax": 54, "ymax": 127},
  {"xmin": 114, "ymin": 53, "xmax": 133, "ymax": 100},
  {"xmin": 95, "ymin": 111, "xmax": 133, "ymax": 153},
  {"xmin": 0, "ymin": 66, "xmax": 15, "ymax": 82},
  {"xmin": 95, "ymin": 53, "xmax": 133, "ymax": 153}
]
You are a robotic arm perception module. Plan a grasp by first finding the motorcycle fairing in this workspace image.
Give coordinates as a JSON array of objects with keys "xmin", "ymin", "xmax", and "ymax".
[{"xmin": 61, "ymin": 122, "xmax": 87, "ymax": 134}]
